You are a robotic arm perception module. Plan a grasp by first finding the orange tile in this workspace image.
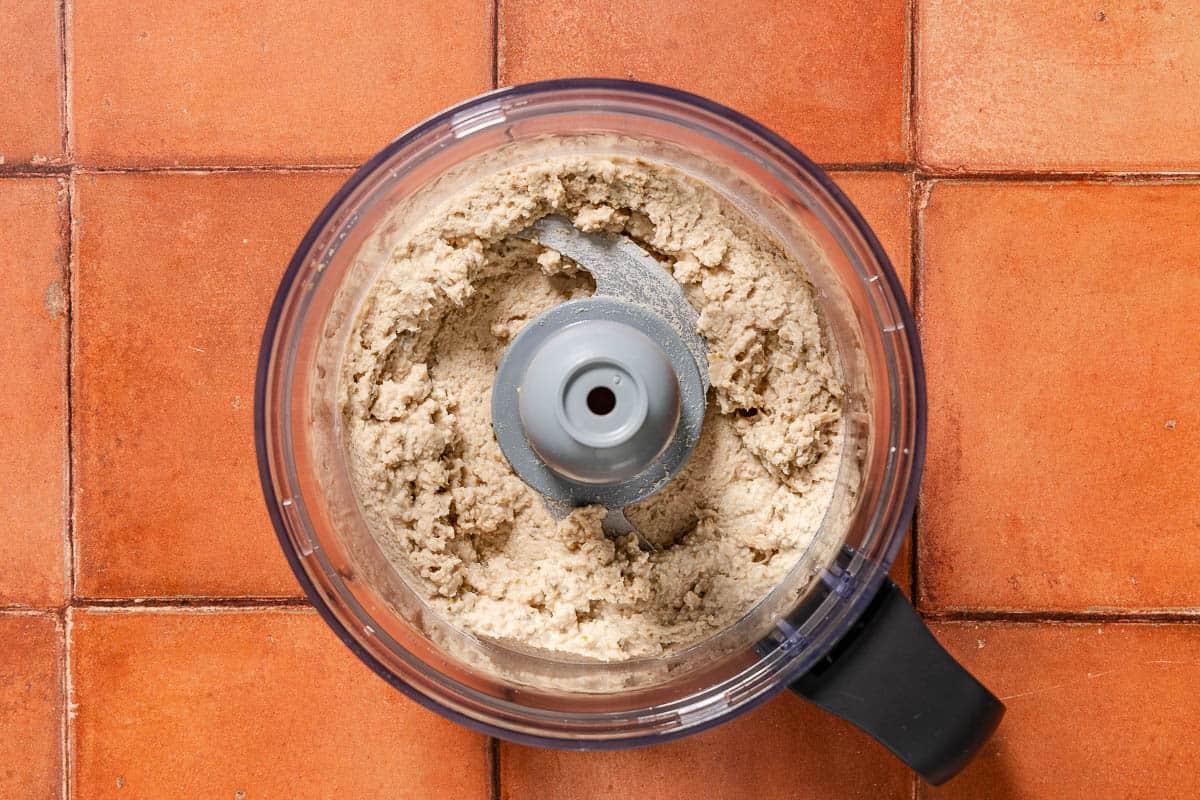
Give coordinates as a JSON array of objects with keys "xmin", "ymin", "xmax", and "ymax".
[
  {"xmin": 919, "ymin": 182, "xmax": 1200, "ymax": 612},
  {"xmin": 72, "ymin": 0, "xmax": 492, "ymax": 167},
  {"xmin": 0, "ymin": 178, "xmax": 67, "ymax": 607},
  {"xmin": 71, "ymin": 608, "xmax": 490, "ymax": 800},
  {"xmin": 926, "ymin": 622, "xmax": 1200, "ymax": 799},
  {"xmin": 832, "ymin": 170, "xmax": 913, "ymax": 294},
  {"xmin": 500, "ymin": 0, "xmax": 907, "ymax": 164},
  {"xmin": 501, "ymin": 692, "xmax": 912, "ymax": 800},
  {"xmin": 73, "ymin": 171, "xmax": 350, "ymax": 598},
  {"xmin": 0, "ymin": 1, "xmax": 63, "ymax": 166},
  {"xmin": 917, "ymin": 0, "xmax": 1200, "ymax": 172},
  {"xmin": 0, "ymin": 613, "xmax": 62, "ymax": 799}
]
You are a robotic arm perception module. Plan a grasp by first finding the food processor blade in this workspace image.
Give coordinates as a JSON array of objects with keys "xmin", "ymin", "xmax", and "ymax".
[
  {"xmin": 515, "ymin": 215, "xmax": 709, "ymax": 392},
  {"xmin": 491, "ymin": 216, "xmax": 709, "ymax": 538},
  {"xmin": 600, "ymin": 507, "xmax": 660, "ymax": 552}
]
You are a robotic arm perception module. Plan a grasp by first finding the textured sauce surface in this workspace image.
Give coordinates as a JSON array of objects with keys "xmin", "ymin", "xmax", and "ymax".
[{"xmin": 341, "ymin": 156, "xmax": 843, "ymax": 660}]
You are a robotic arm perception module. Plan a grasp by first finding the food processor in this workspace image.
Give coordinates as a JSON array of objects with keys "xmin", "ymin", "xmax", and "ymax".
[{"xmin": 255, "ymin": 79, "xmax": 1004, "ymax": 785}]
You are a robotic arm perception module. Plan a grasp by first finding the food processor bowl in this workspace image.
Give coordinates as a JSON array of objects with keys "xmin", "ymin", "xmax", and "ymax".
[{"xmin": 256, "ymin": 79, "xmax": 1002, "ymax": 784}]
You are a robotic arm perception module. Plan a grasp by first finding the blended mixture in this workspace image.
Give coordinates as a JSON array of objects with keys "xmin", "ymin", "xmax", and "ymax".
[{"xmin": 341, "ymin": 155, "xmax": 844, "ymax": 660}]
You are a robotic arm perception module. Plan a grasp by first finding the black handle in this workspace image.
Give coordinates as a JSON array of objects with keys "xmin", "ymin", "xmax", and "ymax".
[{"xmin": 789, "ymin": 578, "xmax": 1004, "ymax": 785}]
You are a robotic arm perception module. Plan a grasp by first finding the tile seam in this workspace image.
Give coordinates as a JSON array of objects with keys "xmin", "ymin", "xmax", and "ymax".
[
  {"xmin": 926, "ymin": 609, "xmax": 1200, "ymax": 624},
  {"xmin": 908, "ymin": 0, "xmax": 921, "ymax": 175},
  {"xmin": 72, "ymin": 596, "xmax": 310, "ymax": 609},
  {"xmin": 72, "ymin": 164, "xmax": 360, "ymax": 174},
  {"xmin": 10, "ymin": 601, "xmax": 1195, "ymax": 622},
  {"xmin": 904, "ymin": 0, "xmax": 916, "ymax": 168},
  {"xmin": 9, "ymin": 161, "xmax": 1200, "ymax": 178},
  {"xmin": 62, "ymin": 169, "xmax": 75, "ymax": 609},
  {"xmin": 489, "ymin": 737, "xmax": 501, "ymax": 800},
  {"xmin": 12, "ymin": 166, "xmax": 1200, "ymax": 181},
  {"xmin": 60, "ymin": 0, "xmax": 72, "ymax": 159},
  {"xmin": 0, "ymin": 607, "xmax": 62, "ymax": 617},
  {"xmin": 491, "ymin": 0, "xmax": 500, "ymax": 90},
  {"xmin": 914, "ymin": 170, "xmax": 1200, "ymax": 183},
  {"xmin": 62, "ymin": 607, "xmax": 73, "ymax": 800},
  {"xmin": 821, "ymin": 162, "xmax": 911, "ymax": 172},
  {"xmin": 70, "ymin": 604, "xmax": 316, "ymax": 615},
  {"xmin": 0, "ymin": 166, "xmax": 73, "ymax": 177}
]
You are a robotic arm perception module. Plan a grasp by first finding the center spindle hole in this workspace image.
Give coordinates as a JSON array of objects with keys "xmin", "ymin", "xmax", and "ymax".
[{"xmin": 586, "ymin": 386, "xmax": 617, "ymax": 416}]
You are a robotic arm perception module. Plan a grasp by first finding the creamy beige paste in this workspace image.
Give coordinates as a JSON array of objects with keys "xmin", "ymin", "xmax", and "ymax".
[{"xmin": 341, "ymin": 156, "xmax": 843, "ymax": 661}]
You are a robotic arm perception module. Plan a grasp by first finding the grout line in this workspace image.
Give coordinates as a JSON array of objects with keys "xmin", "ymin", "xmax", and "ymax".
[
  {"xmin": 60, "ymin": 0, "xmax": 72, "ymax": 160},
  {"xmin": 8, "ymin": 164, "xmax": 1200, "ymax": 182},
  {"xmin": 62, "ymin": 170, "xmax": 76, "ymax": 606},
  {"xmin": 0, "ymin": 597, "xmax": 311, "ymax": 611},
  {"xmin": 9, "ymin": 599, "xmax": 1195, "ymax": 623},
  {"xmin": 820, "ymin": 162, "xmax": 912, "ymax": 173},
  {"xmin": 491, "ymin": 0, "xmax": 500, "ymax": 90},
  {"xmin": 0, "ymin": 164, "xmax": 358, "ymax": 177},
  {"xmin": 913, "ymin": 169, "xmax": 1200, "ymax": 183},
  {"xmin": 62, "ymin": 607, "xmax": 73, "ymax": 800},
  {"xmin": 0, "ymin": 163, "xmax": 899, "ymax": 176},
  {"xmin": 907, "ymin": 0, "xmax": 936, "ymax": 753},
  {"xmin": 73, "ymin": 164, "xmax": 360, "ymax": 175},
  {"xmin": 73, "ymin": 603, "xmax": 314, "ymax": 616},
  {"xmin": 925, "ymin": 608, "xmax": 1200, "ymax": 624},
  {"xmin": 908, "ymin": 0, "xmax": 920, "ymax": 167},
  {"xmin": 0, "ymin": 165, "xmax": 74, "ymax": 177},
  {"xmin": 903, "ymin": 0, "xmax": 915, "ymax": 164},
  {"xmin": 74, "ymin": 596, "xmax": 310, "ymax": 609},
  {"xmin": 0, "ymin": 607, "xmax": 62, "ymax": 617},
  {"xmin": 489, "ymin": 737, "xmax": 501, "ymax": 800}
]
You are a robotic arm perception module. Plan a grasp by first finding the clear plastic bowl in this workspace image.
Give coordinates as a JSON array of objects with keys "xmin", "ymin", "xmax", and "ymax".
[{"xmin": 255, "ymin": 80, "xmax": 924, "ymax": 748}]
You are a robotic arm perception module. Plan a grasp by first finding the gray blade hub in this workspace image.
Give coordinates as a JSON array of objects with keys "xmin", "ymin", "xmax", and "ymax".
[{"xmin": 492, "ymin": 216, "xmax": 710, "ymax": 546}]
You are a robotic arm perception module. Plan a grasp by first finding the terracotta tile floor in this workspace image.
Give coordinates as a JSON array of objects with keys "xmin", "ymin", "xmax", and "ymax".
[
  {"xmin": 924, "ymin": 622, "xmax": 1200, "ymax": 799},
  {"xmin": 0, "ymin": 614, "xmax": 62, "ymax": 799},
  {"xmin": 917, "ymin": 0, "xmax": 1200, "ymax": 172},
  {"xmin": 0, "ymin": 178, "xmax": 68, "ymax": 607},
  {"xmin": 919, "ymin": 182, "xmax": 1200, "ymax": 613},
  {"xmin": 71, "ymin": 0, "xmax": 492, "ymax": 166},
  {"xmin": 72, "ymin": 171, "xmax": 348, "ymax": 599},
  {"xmin": 500, "ymin": 0, "xmax": 908, "ymax": 164},
  {"xmin": 1, "ymin": 1, "xmax": 1197, "ymax": 798},
  {"xmin": 0, "ymin": 1, "xmax": 64, "ymax": 167}
]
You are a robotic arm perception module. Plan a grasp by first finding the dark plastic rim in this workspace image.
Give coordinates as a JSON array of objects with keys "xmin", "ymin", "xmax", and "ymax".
[{"xmin": 254, "ymin": 77, "xmax": 926, "ymax": 748}]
